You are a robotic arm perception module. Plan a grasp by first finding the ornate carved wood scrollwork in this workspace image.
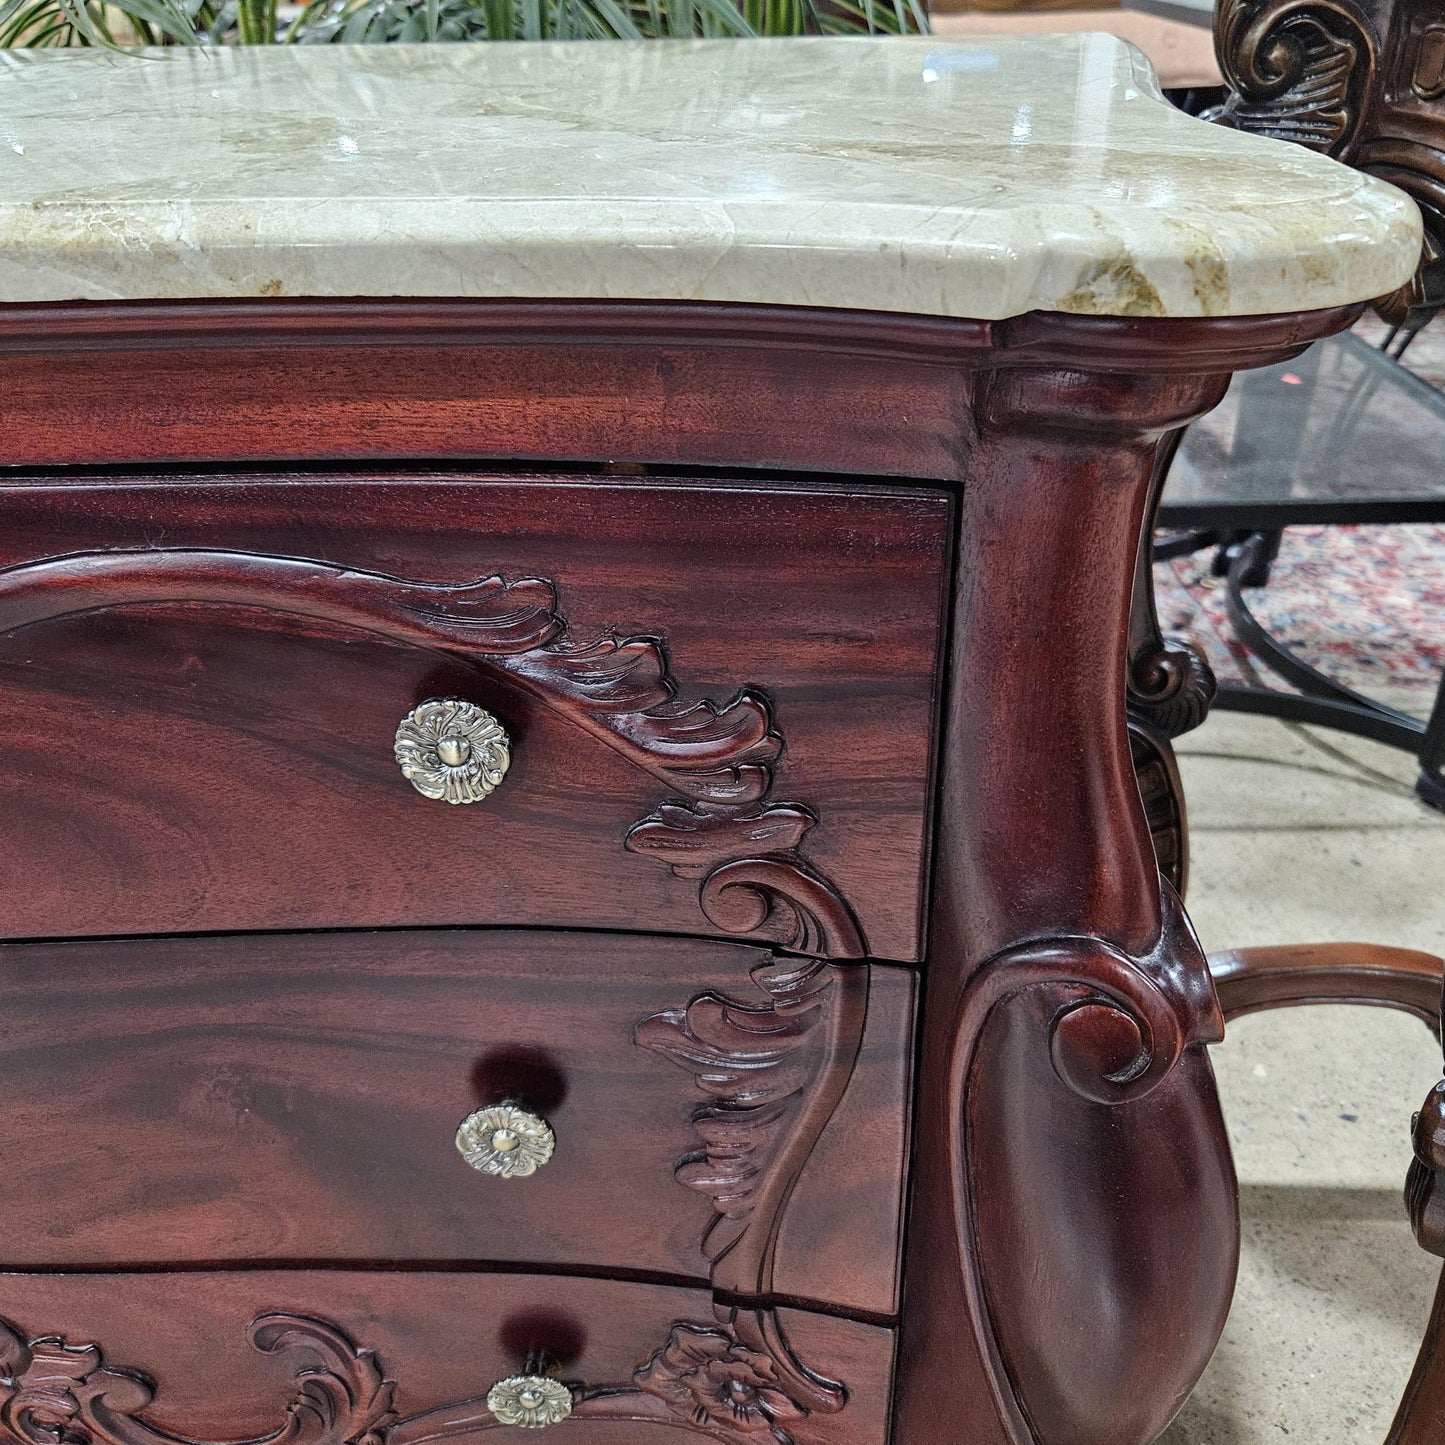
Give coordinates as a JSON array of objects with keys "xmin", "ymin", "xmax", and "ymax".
[
  {"xmin": 1214, "ymin": 0, "xmax": 1375, "ymax": 153},
  {"xmin": 1127, "ymin": 425, "xmax": 1219, "ymax": 752},
  {"xmin": 949, "ymin": 888, "xmax": 1226, "ymax": 1445},
  {"xmin": 1127, "ymin": 638, "xmax": 1218, "ymax": 742},
  {"xmin": 0, "ymin": 1310, "xmax": 843, "ymax": 1445},
  {"xmin": 1130, "ymin": 720, "xmax": 1189, "ymax": 896},
  {"xmin": 0, "ymin": 1315, "xmax": 396, "ymax": 1445},
  {"xmin": 0, "ymin": 550, "xmax": 862, "ymax": 956},
  {"xmin": 634, "ymin": 957, "xmax": 869, "ymax": 1297},
  {"xmin": 1214, "ymin": 0, "xmax": 1445, "ymax": 320},
  {"xmin": 1408, "ymin": 1079, "xmax": 1445, "ymax": 1258}
]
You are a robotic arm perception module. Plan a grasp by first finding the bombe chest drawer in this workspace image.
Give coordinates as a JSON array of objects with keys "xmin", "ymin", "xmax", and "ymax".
[{"xmin": 0, "ymin": 29, "xmax": 1421, "ymax": 1445}]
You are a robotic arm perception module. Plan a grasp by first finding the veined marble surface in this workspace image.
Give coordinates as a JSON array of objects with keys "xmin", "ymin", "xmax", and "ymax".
[{"xmin": 0, "ymin": 37, "xmax": 1422, "ymax": 318}]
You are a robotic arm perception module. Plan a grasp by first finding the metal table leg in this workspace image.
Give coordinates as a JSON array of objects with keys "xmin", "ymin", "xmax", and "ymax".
[{"xmin": 1420, "ymin": 673, "xmax": 1445, "ymax": 809}]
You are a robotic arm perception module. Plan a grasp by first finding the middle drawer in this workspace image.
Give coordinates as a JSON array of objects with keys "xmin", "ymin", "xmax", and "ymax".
[{"xmin": 0, "ymin": 928, "xmax": 912, "ymax": 1317}]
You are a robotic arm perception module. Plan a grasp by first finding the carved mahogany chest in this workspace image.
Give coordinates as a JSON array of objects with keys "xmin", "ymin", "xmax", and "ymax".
[{"xmin": 0, "ymin": 33, "xmax": 1421, "ymax": 1445}]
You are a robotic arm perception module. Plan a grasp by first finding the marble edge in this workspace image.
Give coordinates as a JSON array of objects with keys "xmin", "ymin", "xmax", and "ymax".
[{"xmin": 0, "ymin": 34, "xmax": 1426, "ymax": 319}]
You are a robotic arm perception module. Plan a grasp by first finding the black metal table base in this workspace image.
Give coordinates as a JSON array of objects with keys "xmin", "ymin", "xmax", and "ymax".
[{"xmin": 1214, "ymin": 533, "xmax": 1445, "ymax": 811}]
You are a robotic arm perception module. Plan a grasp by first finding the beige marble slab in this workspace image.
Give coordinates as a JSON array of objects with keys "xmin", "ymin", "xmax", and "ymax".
[{"xmin": 0, "ymin": 36, "xmax": 1422, "ymax": 318}]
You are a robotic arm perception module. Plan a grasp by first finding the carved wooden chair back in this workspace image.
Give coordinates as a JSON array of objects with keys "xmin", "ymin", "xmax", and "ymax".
[
  {"xmin": 1213, "ymin": 0, "xmax": 1444, "ymax": 323},
  {"xmin": 1187, "ymin": 6, "xmax": 1445, "ymax": 1441}
]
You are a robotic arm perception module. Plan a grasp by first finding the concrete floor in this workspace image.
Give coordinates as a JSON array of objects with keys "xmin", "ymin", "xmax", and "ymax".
[{"xmin": 1158, "ymin": 702, "xmax": 1445, "ymax": 1444}]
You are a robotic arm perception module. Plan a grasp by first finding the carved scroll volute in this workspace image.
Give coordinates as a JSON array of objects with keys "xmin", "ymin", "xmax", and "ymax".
[
  {"xmin": 946, "ymin": 888, "xmax": 1230, "ymax": 1445},
  {"xmin": 634, "ymin": 955, "xmax": 868, "ymax": 1298},
  {"xmin": 1212, "ymin": 0, "xmax": 1445, "ymax": 323},
  {"xmin": 0, "ymin": 1314, "xmax": 396, "ymax": 1445},
  {"xmin": 625, "ymin": 804, "xmax": 865, "ymax": 960},
  {"xmin": 1408, "ymin": 1079, "xmax": 1445, "ymax": 1257},
  {"xmin": 1214, "ymin": 0, "xmax": 1377, "ymax": 156}
]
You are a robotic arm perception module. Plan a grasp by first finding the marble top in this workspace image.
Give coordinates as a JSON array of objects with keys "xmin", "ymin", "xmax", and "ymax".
[{"xmin": 0, "ymin": 36, "xmax": 1422, "ymax": 319}]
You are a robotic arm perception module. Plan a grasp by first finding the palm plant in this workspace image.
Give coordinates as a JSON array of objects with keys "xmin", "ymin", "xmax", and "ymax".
[{"xmin": 0, "ymin": 0, "xmax": 925, "ymax": 48}]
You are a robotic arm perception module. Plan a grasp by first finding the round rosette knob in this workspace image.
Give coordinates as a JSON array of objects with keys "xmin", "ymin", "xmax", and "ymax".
[
  {"xmin": 485, "ymin": 1373, "xmax": 574, "ymax": 1429},
  {"xmin": 455, "ymin": 1103, "xmax": 556, "ymax": 1179},
  {"xmin": 394, "ymin": 698, "xmax": 510, "ymax": 805}
]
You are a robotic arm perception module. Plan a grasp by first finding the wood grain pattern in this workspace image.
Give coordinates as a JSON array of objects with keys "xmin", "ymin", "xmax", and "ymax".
[
  {"xmin": 0, "ymin": 473, "xmax": 950, "ymax": 961},
  {"xmin": 894, "ymin": 363, "xmax": 1246, "ymax": 1445},
  {"xmin": 0, "ymin": 294, "xmax": 1380, "ymax": 1445},
  {"xmin": 0, "ymin": 299, "xmax": 1361, "ymax": 478},
  {"xmin": 0, "ymin": 930, "xmax": 913, "ymax": 1318},
  {"xmin": 0, "ymin": 1272, "xmax": 896, "ymax": 1445}
]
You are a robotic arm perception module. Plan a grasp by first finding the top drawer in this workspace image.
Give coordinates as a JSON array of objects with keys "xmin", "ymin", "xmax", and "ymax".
[{"xmin": 0, "ymin": 471, "xmax": 951, "ymax": 960}]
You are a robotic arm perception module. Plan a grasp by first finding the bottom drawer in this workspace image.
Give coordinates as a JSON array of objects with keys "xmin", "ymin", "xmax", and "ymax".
[{"xmin": 0, "ymin": 1271, "xmax": 894, "ymax": 1444}]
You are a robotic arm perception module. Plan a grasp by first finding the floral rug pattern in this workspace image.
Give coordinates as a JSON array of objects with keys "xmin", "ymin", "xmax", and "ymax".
[{"xmin": 1153, "ymin": 524, "xmax": 1445, "ymax": 703}]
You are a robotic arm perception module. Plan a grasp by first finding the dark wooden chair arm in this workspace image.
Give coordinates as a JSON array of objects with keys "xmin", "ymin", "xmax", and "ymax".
[
  {"xmin": 1209, "ymin": 942, "xmax": 1444, "ymax": 1037},
  {"xmin": 1207, "ymin": 941, "xmax": 1445, "ymax": 1442}
]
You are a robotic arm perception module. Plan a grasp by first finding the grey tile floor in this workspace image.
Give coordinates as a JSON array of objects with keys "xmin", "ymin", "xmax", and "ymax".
[{"xmin": 1159, "ymin": 702, "xmax": 1445, "ymax": 1444}]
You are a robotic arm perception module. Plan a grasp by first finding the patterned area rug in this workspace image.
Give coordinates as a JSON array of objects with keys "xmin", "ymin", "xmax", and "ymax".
[
  {"xmin": 1152, "ymin": 319, "xmax": 1445, "ymax": 713},
  {"xmin": 1153, "ymin": 523, "xmax": 1445, "ymax": 704}
]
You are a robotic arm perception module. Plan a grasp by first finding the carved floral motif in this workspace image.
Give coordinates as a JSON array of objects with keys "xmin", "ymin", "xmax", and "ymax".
[
  {"xmin": 454, "ymin": 1104, "xmax": 556, "ymax": 1179},
  {"xmin": 634, "ymin": 1325, "xmax": 806, "ymax": 1441},
  {"xmin": 482, "ymin": 1375, "xmax": 573, "ymax": 1429},
  {"xmin": 0, "ymin": 1315, "xmax": 395, "ymax": 1445},
  {"xmin": 0, "ymin": 1311, "xmax": 843, "ymax": 1445},
  {"xmin": 394, "ymin": 699, "xmax": 510, "ymax": 805}
]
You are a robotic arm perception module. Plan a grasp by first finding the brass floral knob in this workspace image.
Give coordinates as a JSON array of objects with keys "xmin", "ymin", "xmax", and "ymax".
[
  {"xmin": 456, "ymin": 1103, "xmax": 556, "ymax": 1178},
  {"xmin": 394, "ymin": 699, "xmax": 510, "ymax": 805},
  {"xmin": 486, "ymin": 1373, "xmax": 574, "ymax": 1428}
]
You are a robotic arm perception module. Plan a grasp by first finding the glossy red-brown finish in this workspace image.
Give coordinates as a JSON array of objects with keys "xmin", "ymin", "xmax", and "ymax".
[
  {"xmin": 895, "ymin": 361, "xmax": 1257, "ymax": 1445},
  {"xmin": 0, "ymin": 295, "xmax": 1372, "ymax": 1445},
  {"xmin": 0, "ymin": 1271, "xmax": 896, "ymax": 1445},
  {"xmin": 0, "ymin": 473, "xmax": 950, "ymax": 962},
  {"xmin": 1211, "ymin": 942, "xmax": 1445, "ymax": 1036},
  {"xmin": 0, "ymin": 298, "xmax": 1359, "ymax": 477},
  {"xmin": 0, "ymin": 929, "xmax": 912, "ymax": 1317}
]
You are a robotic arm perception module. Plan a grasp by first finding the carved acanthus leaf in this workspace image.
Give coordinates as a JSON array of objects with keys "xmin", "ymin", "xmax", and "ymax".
[
  {"xmin": 0, "ymin": 1315, "xmax": 396, "ymax": 1445},
  {"xmin": 0, "ymin": 551, "xmax": 781, "ymax": 811},
  {"xmin": 636, "ymin": 955, "xmax": 868, "ymax": 1297},
  {"xmin": 635, "ymin": 960, "xmax": 837, "ymax": 1257},
  {"xmin": 0, "ymin": 1309, "xmax": 847, "ymax": 1445},
  {"xmin": 625, "ymin": 802, "xmax": 817, "ymax": 879},
  {"xmin": 1214, "ymin": 0, "xmax": 1374, "ymax": 156},
  {"xmin": 0, "ymin": 549, "xmax": 862, "ymax": 951}
]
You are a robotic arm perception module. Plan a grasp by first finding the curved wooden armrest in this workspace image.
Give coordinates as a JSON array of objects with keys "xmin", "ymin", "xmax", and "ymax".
[
  {"xmin": 1209, "ymin": 945, "xmax": 1445, "ymax": 1442},
  {"xmin": 1208, "ymin": 944, "xmax": 1444, "ymax": 1039}
]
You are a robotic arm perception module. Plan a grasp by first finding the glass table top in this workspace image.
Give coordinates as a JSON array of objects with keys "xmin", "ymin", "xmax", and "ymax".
[{"xmin": 1162, "ymin": 330, "xmax": 1445, "ymax": 526}]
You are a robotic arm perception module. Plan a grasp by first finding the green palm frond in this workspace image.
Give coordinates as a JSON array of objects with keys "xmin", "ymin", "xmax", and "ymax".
[{"xmin": 1, "ymin": 0, "xmax": 924, "ymax": 46}]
